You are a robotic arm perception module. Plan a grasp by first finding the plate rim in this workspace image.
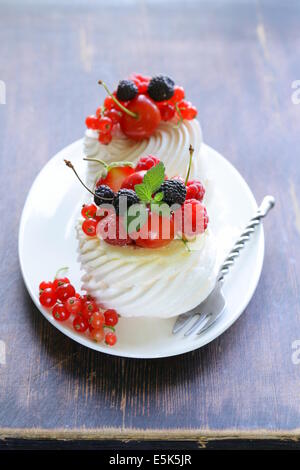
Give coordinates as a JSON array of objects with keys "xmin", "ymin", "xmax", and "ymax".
[{"xmin": 18, "ymin": 139, "xmax": 265, "ymax": 359}]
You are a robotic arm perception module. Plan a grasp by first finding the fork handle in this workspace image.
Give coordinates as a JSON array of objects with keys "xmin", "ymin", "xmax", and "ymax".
[{"xmin": 217, "ymin": 195, "xmax": 275, "ymax": 282}]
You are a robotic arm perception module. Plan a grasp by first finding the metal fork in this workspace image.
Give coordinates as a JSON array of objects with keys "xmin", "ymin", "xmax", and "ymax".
[{"xmin": 173, "ymin": 195, "xmax": 275, "ymax": 337}]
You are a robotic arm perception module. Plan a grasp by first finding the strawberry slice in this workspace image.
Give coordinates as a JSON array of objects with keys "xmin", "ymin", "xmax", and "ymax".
[{"xmin": 96, "ymin": 166, "xmax": 135, "ymax": 192}]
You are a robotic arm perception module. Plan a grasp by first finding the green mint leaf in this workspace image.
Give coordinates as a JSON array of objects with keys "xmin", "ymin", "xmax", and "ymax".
[
  {"xmin": 143, "ymin": 162, "xmax": 165, "ymax": 194},
  {"xmin": 125, "ymin": 203, "xmax": 148, "ymax": 233},
  {"xmin": 134, "ymin": 183, "xmax": 152, "ymax": 202},
  {"xmin": 154, "ymin": 191, "xmax": 164, "ymax": 202}
]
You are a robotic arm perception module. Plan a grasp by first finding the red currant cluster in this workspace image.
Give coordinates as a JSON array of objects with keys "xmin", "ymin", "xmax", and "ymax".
[
  {"xmin": 80, "ymin": 153, "xmax": 208, "ymax": 249},
  {"xmin": 85, "ymin": 74, "xmax": 198, "ymax": 144},
  {"xmin": 39, "ymin": 274, "xmax": 118, "ymax": 346}
]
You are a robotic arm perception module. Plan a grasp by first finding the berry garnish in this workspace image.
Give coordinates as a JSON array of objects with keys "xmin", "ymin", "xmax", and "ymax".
[
  {"xmin": 104, "ymin": 95, "xmax": 116, "ymax": 110},
  {"xmin": 159, "ymin": 103, "xmax": 176, "ymax": 121},
  {"xmin": 94, "ymin": 185, "xmax": 115, "ymax": 206},
  {"xmin": 64, "ymin": 296, "xmax": 82, "ymax": 315},
  {"xmin": 39, "ymin": 281, "xmax": 53, "ymax": 290},
  {"xmin": 82, "ymin": 218, "xmax": 98, "ymax": 237},
  {"xmin": 73, "ymin": 315, "xmax": 89, "ymax": 332},
  {"xmin": 56, "ymin": 283, "xmax": 76, "ymax": 302},
  {"xmin": 90, "ymin": 311, "xmax": 105, "ymax": 330},
  {"xmin": 90, "ymin": 327, "xmax": 105, "ymax": 343},
  {"xmin": 132, "ymin": 212, "xmax": 175, "ymax": 249},
  {"xmin": 104, "ymin": 108, "xmax": 122, "ymax": 124},
  {"xmin": 82, "ymin": 299, "xmax": 98, "ymax": 320},
  {"xmin": 113, "ymin": 189, "xmax": 140, "ymax": 215},
  {"xmin": 158, "ymin": 179, "xmax": 187, "ymax": 206},
  {"xmin": 99, "ymin": 213, "xmax": 133, "ymax": 246},
  {"xmin": 39, "ymin": 287, "xmax": 57, "ymax": 308},
  {"xmin": 98, "ymin": 132, "xmax": 112, "ymax": 145},
  {"xmin": 121, "ymin": 171, "xmax": 146, "ymax": 190},
  {"xmin": 176, "ymin": 100, "xmax": 197, "ymax": 120},
  {"xmin": 104, "ymin": 309, "xmax": 119, "ymax": 327},
  {"xmin": 147, "ymin": 75, "xmax": 175, "ymax": 102},
  {"xmin": 135, "ymin": 155, "xmax": 160, "ymax": 172},
  {"xmin": 170, "ymin": 85, "xmax": 185, "ymax": 104},
  {"xmin": 52, "ymin": 303, "xmax": 71, "ymax": 322},
  {"xmin": 120, "ymin": 94, "xmax": 161, "ymax": 140},
  {"xmin": 53, "ymin": 277, "xmax": 70, "ymax": 290},
  {"xmin": 130, "ymin": 73, "xmax": 151, "ymax": 94},
  {"xmin": 85, "ymin": 115, "xmax": 101, "ymax": 130},
  {"xmin": 116, "ymin": 79, "xmax": 138, "ymax": 101},
  {"xmin": 91, "ymin": 160, "xmax": 135, "ymax": 192},
  {"xmin": 105, "ymin": 332, "xmax": 117, "ymax": 346},
  {"xmin": 98, "ymin": 116, "xmax": 113, "ymax": 134},
  {"xmin": 179, "ymin": 199, "xmax": 209, "ymax": 238},
  {"xmin": 186, "ymin": 180, "xmax": 205, "ymax": 202},
  {"xmin": 81, "ymin": 203, "xmax": 97, "ymax": 219}
]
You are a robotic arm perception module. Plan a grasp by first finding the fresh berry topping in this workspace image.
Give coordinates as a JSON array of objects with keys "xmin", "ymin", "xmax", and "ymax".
[
  {"xmin": 104, "ymin": 108, "xmax": 122, "ymax": 124},
  {"xmin": 82, "ymin": 300, "xmax": 98, "ymax": 319},
  {"xmin": 81, "ymin": 203, "xmax": 97, "ymax": 219},
  {"xmin": 90, "ymin": 327, "xmax": 105, "ymax": 343},
  {"xmin": 82, "ymin": 218, "xmax": 98, "ymax": 237},
  {"xmin": 186, "ymin": 180, "xmax": 205, "ymax": 202},
  {"xmin": 96, "ymin": 107, "xmax": 102, "ymax": 118},
  {"xmin": 94, "ymin": 185, "xmax": 115, "ymax": 206},
  {"xmin": 81, "ymin": 294, "xmax": 95, "ymax": 303},
  {"xmin": 170, "ymin": 85, "xmax": 185, "ymax": 104},
  {"xmin": 90, "ymin": 311, "xmax": 105, "ymax": 330},
  {"xmin": 98, "ymin": 132, "xmax": 112, "ymax": 145},
  {"xmin": 121, "ymin": 171, "xmax": 146, "ymax": 190},
  {"xmin": 105, "ymin": 332, "xmax": 117, "ymax": 346},
  {"xmin": 53, "ymin": 277, "xmax": 70, "ymax": 290},
  {"xmin": 158, "ymin": 179, "xmax": 187, "ymax": 206},
  {"xmin": 98, "ymin": 116, "xmax": 113, "ymax": 134},
  {"xmin": 179, "ymin": 199, "xmax": 209, "ymax": 237},
  {"xmin": 39, "ymin": 281, "xmax": 53, "ymax": 290},
  {"xmin": 104, "ymin": 309, "xmax": 119, "ymax": 327},
  {"xmin": 177, "ymin": 100, "xmax": 197, "ymax": 120},
  {"xmin": 96, "ymin": 166, "xmax": 135, "ymax": 192},
  {"xmin": 104, "ymin": 95, "xmax": 116, "ymax": 110},
  {"xmin": 39, "ymin": 287, "xmax": 57, "ymax": 308},
  {"xmin": 116, "ymin": 79, "xmax": 138, "ymax": 101},
  {"xmin": 73, "ymin": 315, "xmax": 89, "ymax": 332},
  {"xmin": 99, "ymin": 213, "xmax": 133, "ymax": 246},
  {"xmin": 135, "ymin": 155, "xmax": 160, "ymax": 172},
  {"xmin": 56, "ymin": 283, "xmax": 76, "ymax": 302},
  {"xmin": 120, "ymin": 94, "xmax": 161, "ymax": 140},
  {"xmin": 132, "ymin": 212, "xmax": 175, "ymax": 249},
  {"xmin": 52, "ymin": 303, "xmax": 71, "ymax": 322},
  {"xmin": 85, "ymin": 115, "xmax": 101, "ymax": 130},
  {"xmin": 64, "ymin": 296, "xmax": 82, "ymax": 315},
  {"xmin": 159, "ymin": 103, "xmax": 176, "ymax": 121},
  {"xmin": 130, "ymin": 73, "xmax": 151, "ymax": 94},
  {"xmin": 113, "ymin": 189, "xmax": 140, "ymax": 215},
  {"xmin": 147, "ymin": 75, "xmax": 175, "ymax": 102}
]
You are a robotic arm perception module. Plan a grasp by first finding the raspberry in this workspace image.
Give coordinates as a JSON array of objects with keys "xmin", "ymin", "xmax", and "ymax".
[
  {"xmin": 147, "ymin": 75, "xmax": 175, "ymax": 102},
  {"xmin": 186, "ymin": 180, "xmax": 205, "ymax": 202},
  {"xmin": 158, "ymin": 179, "xmax": 186, "ymax": 206},
  {"xmin": 113, "ymin": 189, "xmax": 140, "ymax": 215},
  {"xmin": 116, "ymin": 80, "xmax": 138, "ymax": 101},
  {"xmin": 94, "ymin": 185, "xmax": 115, "ymax": 206},
  {"xmin": 99, "ymin": 214, "xmax": 133, "ymax": 246},
  {"xmin": 180, "ymin": 199, "xmax": 208, "ymax": 237},
  {"xmin": 135, "ymin": 155, "xmax": 160, "ymax": 172}
]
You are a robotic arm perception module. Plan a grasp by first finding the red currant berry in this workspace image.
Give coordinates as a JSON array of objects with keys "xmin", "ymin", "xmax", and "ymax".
[
  {"xmin": 81, "ymin": 204, "xmax": 97, "ymax": 219},
  {"xmin": 105, "ymin": 332, "xmax": 117, "ymax": 346},
  {"xmin": 96, "ymin": 107, "xmax": 102, "ymax": 118},
  {"xmin": 104, "ymin": 309, "xmax": 119, "ymax": 327},
  {"xmin": 53, "ymin": 277, "xmax": 70, "ymax": 290},
  {"xmin": 39, "ymin": 280, "xmax": 53, "ymax": 290},
  {"xmin": 98, "ymin": 116, "xmax": 113, "ymax": 134},
  {"xmin": 90, "ymin": 311, "xmax": 105, "ymax": 330},
  {"xmin": 85, "ymin": 115, "xmax": 100, "ymax": 130},
  {"xmin": 135, "ymin": 155, "xmax": 160, "ymax": 172},
  {"xmin": 52, "ymin": 303, "xmax": 70, "ymax": 322},
  {"xmin": 170, "ymin": 86, "xmax": 185, "ymax": 104},
  {"xmin": 56, "ymin": 283, "xmax": 76, "ymax": 302},
  {"xmin": 159, "ymin": 103, "xmax": 176, "ymax": 121},
  {"xmin": 81, "ymin": 294, "xmax": 95, "ymax": 303},
  {"xmin": 82, "ymin": 300, "xmax": 98, "ymax": 319},
  {"xmin": 73, "ymin": 315, "xmax": 89, "ymax": 333},
  {"xmin": 104, "ymin": 108, "xmax": 122, "ymax": 124},
  {"xmin": 39, "ymin": 287, "xmax": 57, "ymax": 308},
  {"xmin": 90, "ymin": 327, "xmax": 105, "ymax": 343},
  {"xmin": 64, "ymin": 296, "xmax": 82, "ymax": 315},
  {"xmin": 177, "ymin": 100, "xmax": 197, "ymax": 120},
  {"xmin": 98, "ymin": 132, "xmax": 112, "ymax": 145},
  {"xmin": 104, "ymin": 95, "xmax": 115, "ymax": 110},
  {"xmin": 82, "ymin": 218, "xmax": 98, "ymax": 237},
  {"xmin": 186, "ymin": 180, "xmax": 205, "ymax": 202}
]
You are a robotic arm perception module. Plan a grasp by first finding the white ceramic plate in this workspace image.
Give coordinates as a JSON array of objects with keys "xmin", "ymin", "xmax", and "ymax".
[{"xmin": 19, "ymin": 140, "xmax": 264, "ymax": 359}]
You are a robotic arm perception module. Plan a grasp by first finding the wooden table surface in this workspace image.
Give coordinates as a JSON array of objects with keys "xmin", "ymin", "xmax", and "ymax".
[{"xmin": 0, "ymin": 0, "xmax": 300, "ymax": 450}]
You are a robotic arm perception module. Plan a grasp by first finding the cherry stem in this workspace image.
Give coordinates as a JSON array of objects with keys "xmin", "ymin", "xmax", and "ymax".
[
  {"xmin": 54, "ymin": 266, "xmax": 69, "ymax": 279},
  {"xmin": 185, "ymin": 145, "xmax": 194, "ymax": 185},
  {"xmin": 83, "ymin": 157, "xmax": 134, "ymax": 170},
  {"xmin": 98, "ymin": 80, "xmax": 138, "ymax": 119},
  {"xmin": 64, "ymin": 160, "xmax": 95, "ymax": 196},
  {"xmin": 83, "ymin": 157, "xmax": 108, "ymax": 169}
]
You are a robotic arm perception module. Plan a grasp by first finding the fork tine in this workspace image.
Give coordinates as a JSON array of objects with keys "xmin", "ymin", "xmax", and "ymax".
[
  {"xmin": 184, "ymin": 313, "xmax": 211, "ymax": 337},
  {"xmin": 172, "ymin": 313, "xmax": 199, "ymax": 334}
]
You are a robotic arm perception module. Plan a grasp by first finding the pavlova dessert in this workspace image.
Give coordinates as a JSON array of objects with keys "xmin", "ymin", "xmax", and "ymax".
[{"xmin": 38, "ymin": 74, "xmax": 218, "ymax": 347}]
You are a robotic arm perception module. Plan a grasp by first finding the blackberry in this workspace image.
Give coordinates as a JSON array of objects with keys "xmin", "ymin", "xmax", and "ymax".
[
  {"xmin": 159, "ymin": 180, "xmax": 187, "ymax": 206},
  {"xmin": 116, "ymin": 80, "xmax": 138, "ymax": 101},
  {"xmin": 113, "ymin": 189, "xmax": 140, "ymax": 215},
  {"xmin": 147, "ymin": 75, "xmax": 175, "ymax": 102},
  {"xmin": 94, "ymin": 185, "xmax": 115, "ymax": 206}
]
